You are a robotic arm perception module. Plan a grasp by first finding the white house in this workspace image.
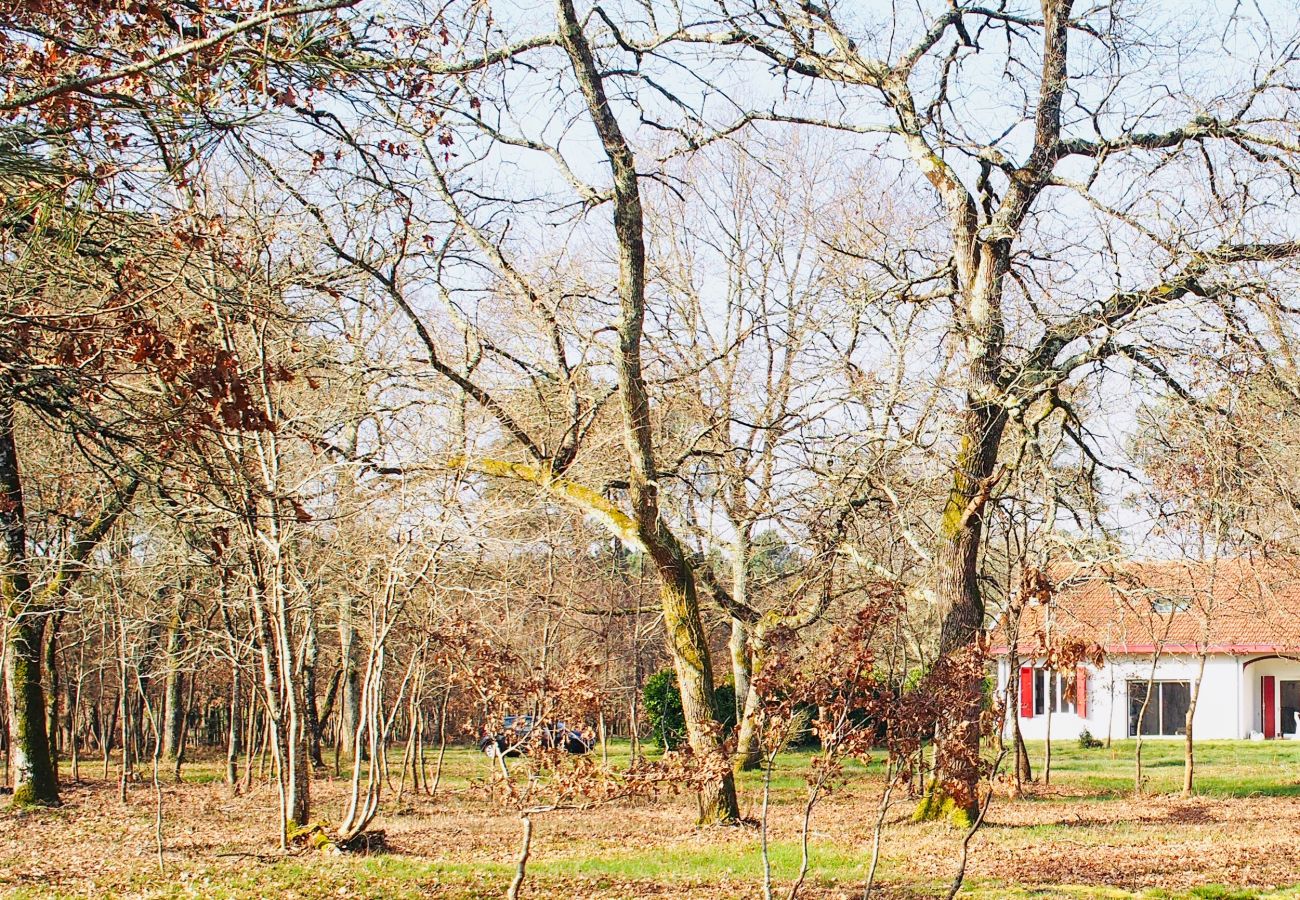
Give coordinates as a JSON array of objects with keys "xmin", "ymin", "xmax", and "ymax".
[{"xmin": 992, "ymin": 559, "xmax": 1300, "ymax": 741}]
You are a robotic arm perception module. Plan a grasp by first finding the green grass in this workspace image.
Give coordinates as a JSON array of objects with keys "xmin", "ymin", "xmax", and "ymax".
[
  {"xmin": 953, "ymin": 885, "xmax": 1300, "ymax": 899},
  {"xmin": 1023, "ymin": 738, "xmax": 1300, "ymax": 797},
  {"xmin": 436, "ymin": 735, "xmax": 1300, "ymax": 801},
  {"xmin": 155, "ymin": 736, "xmax": 1300, "ymax": 801},
  {"xmin": 530, "ymin": 838, "xmax": 869, "ymax": 882}
]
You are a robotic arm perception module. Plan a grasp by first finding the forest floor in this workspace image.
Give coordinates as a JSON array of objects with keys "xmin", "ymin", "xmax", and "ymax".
[{"xmin": 3, "ymin": 739, "xmax": 1300, "ymax": 898}]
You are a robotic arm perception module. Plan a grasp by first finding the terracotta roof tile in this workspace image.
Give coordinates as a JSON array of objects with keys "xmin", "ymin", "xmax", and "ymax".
[{"xmin": 991, "ymin": 557, "xmax": 1300, "ymax": 656}]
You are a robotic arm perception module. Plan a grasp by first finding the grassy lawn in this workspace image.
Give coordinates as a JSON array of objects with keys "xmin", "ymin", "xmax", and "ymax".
[
  {"xmin": 1024, "ymin": 738, "xmax": 1300, "ymax": 797},
  {"xmin": 3, "ymin": 739, "xmax": 1300, "ymax": 898}
]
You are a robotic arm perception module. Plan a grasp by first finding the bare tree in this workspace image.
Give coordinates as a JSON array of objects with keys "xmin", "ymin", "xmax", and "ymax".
[{"xmin": 701, "ymin": 0, "xmax": 1300, "ymax": 820}]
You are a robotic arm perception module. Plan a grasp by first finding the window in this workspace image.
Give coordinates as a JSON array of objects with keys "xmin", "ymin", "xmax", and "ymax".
[
  {"xmin": 1283, "ymin": 681, "xmax": 1300, "ymax": 737},
  {"xmin": 1127, "ymin": 680, "xmax": 1190, "ymax": 736},
  {"xmin": 1020, "ymin": 667, "xmax": 1087, "ymax": 719},
  {"xmin": 1033, "ymin": 668, "xmax": 1074, "ymax": 715},
  {"xmin": 1150, "ymin": 596, "xmax": 1191, "ymax": 614}
]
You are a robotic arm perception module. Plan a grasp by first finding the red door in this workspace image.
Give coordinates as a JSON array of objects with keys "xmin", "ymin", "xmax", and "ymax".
[
  {"xmin": 1019, "ymin": 667, "xmax": 1034, "ymax": 718},
  {"xmin": 1263, "ymin": 675, "xmax": 1277, "ymax": 739}
]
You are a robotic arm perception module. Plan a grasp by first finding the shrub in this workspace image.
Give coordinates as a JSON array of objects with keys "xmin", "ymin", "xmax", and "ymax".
[
  {"xmin": 643, "ymin": 669, "xmax": 686, "ymax": 749},
  {"xmin": 1078, "ymin": 728, "xmax": 1103, "ymax": 749},
  {"xmin": 714, "ymin": 681, "xmax": 738, "ymax": 733},
  {"xmin": 642, "ymin": 669, "xmax": 739, "ymax": 749}
]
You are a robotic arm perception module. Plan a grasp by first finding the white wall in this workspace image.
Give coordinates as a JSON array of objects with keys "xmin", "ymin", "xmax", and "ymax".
[
  {"xmin": 1241, "ymin": 657, "xmax": 1300, "ymax": 738},
  {"xmin": 997, "ymin": 654, "xmax": 1246, "ymax": 741}
]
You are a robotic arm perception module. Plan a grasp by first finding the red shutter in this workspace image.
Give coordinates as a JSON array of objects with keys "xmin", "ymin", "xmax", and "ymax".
[
  {"xmin": 1019, "ymin": 666, "xmax": 1034, "ymax": 718},
  {"xmin": 1076, "ymin": 667, "xmax": 1087, "ymax": 718},
  {"xmin": 1264, "ymin": 675, "xmax": 1277, "ymax": 739}
]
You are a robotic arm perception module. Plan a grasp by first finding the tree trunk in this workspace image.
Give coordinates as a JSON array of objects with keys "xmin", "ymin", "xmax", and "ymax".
[
  {"xmin": 161, "ymin": 597, "xmax": 186, "ymax": 764},
  {"xmin": 247, "ymin": 523, "xmax": 310, "ymax": 842},
  {"xmin": 303, "ymin": 595, "xmax": 324, "ymax": 769},
  {"xmin": 1184, "ymin": 652, "xmax": 1208, "ymax": 797},
  {"xmin": 1007, "ymin": 647, "xmax": 1032, "ymax": 786},
  {"xmin": 1014, "ymin": 723, "xmax": 1031, "ymax": 784},
  {"xmin": 734, "ymin": 637, "xmax": 766, "ymax": 774},
  {"xmin": 69, "ymin": 653, "xmax": 82, "ymax": 784},
  {"xmin": 1134, "ymin": 653, "xmax": 1162, "ymax": 795},
  {"xmin": 729, "ymin": 619, "xmax": 749, "ymax": 724},
  {"xmin": 219, "ymin": 578, "xmax": 244, "ymax": 791},
  {"xmin": 729, "ymin": 529, "xmax": 762, "ymax": 772},
  {"xmin": 555, "ymin": 0, "xmax": 737, "ymax": 824},
  {"xmin": 6, "ymin": 618, "xmax": 57, "ymax": 806},
  {"xmin": 227, "ymin": 662, "xmax": 242, "ymax": 790},
  {"xmin": 43, "ymin": 612, "xmax": 61, "ymax": 783},
  {"xmin": 174, "ymin": 657, "xmax": 196, "ymax": 781},
  {"xmin": 1043, "ymin": 692, "xmax": 1053, "ymax": 786},
  {"xmin": 659, "ymin": 568, "xmax": 739, "ymax": 823},
  {"xmin": 917, "ymin": 397, "xmax": 1006, "ymax": 826},
  {"xmin": 1106, "ymin": 676, "xmax": 1115, "ymax": 749},
  {"xmin": 730, "ymin": 618, "xmax": 761, "ymax": 772},
  {"xmin": 117, "ymin": 634, "xmax": 131, "ymax": 802},
  {"xmin": 911, "ymin": 176, "xmax": 1012, "ymax": 822},
  {"xmin": 0, "ymin": 395, "xmax": 58, "ymax": 807},
  {"xmin": 339, "ymin": 599, "xmax": 361, "ymax": 761}
]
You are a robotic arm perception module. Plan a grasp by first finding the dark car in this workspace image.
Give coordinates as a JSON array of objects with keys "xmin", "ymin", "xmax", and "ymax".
[
  {"xmin": 543, "ymin": 720, "xmax": 594, "ymax": 754},
  {"xmin": 478, "ymin": 714, "xmax": 534, "ymax": 757},
  {"xmin": 479, "ymin": 715, "xmax": 592, "ymax": 757}
]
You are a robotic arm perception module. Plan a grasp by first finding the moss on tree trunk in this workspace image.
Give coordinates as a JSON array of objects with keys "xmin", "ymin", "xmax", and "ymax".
[
  {"xmin": 914, "ymin": 400, "xmax": 1005, "ymax": 826},
  {"xmin": 8, "ymin": 618, "xmax": 59, "ymax": 806},
  {"xmin": 659, "ymin": 572, "xmax": 740, "ymax": 823}
]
